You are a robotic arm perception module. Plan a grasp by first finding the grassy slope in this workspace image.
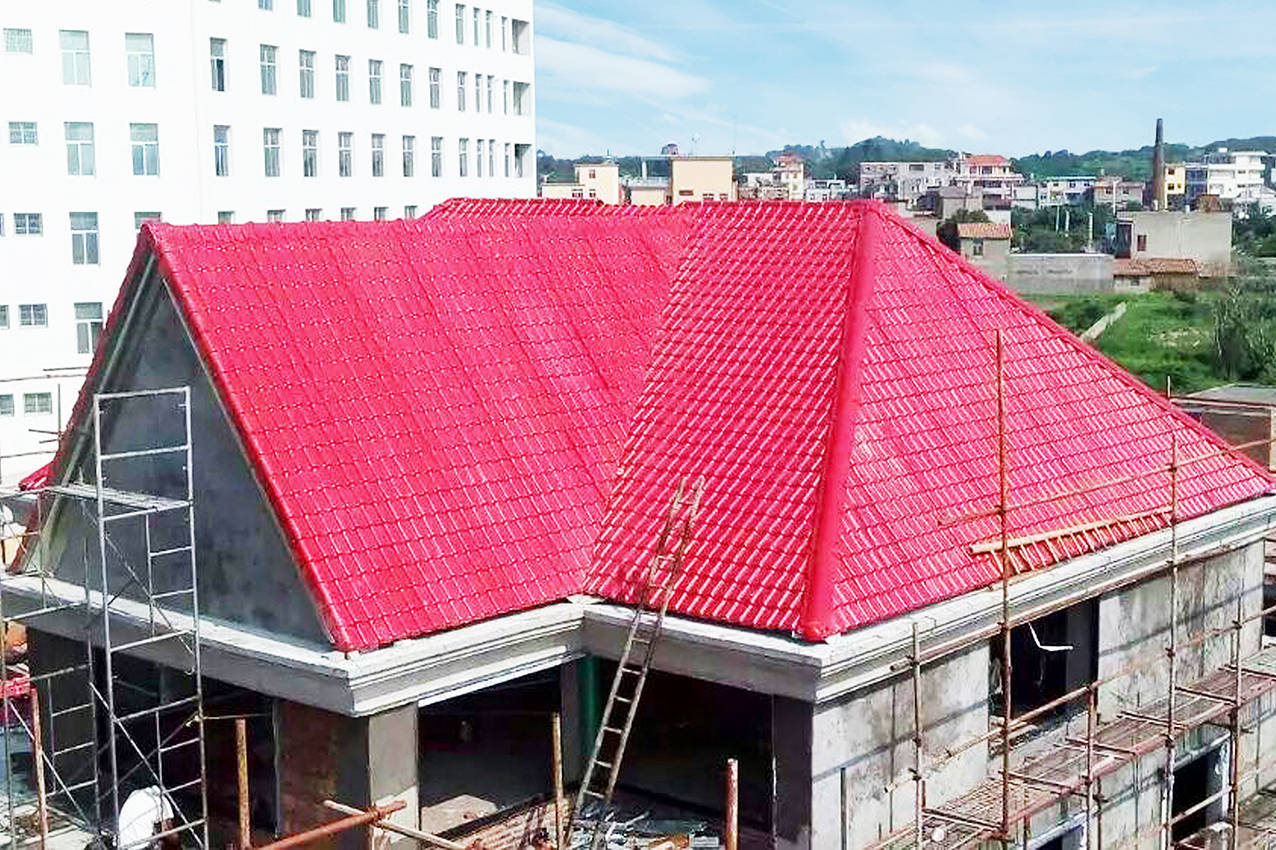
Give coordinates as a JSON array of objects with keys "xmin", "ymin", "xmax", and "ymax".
[{"xmin": 1025, "ymin": 292, "xmax": 1225, "ymax": 394}]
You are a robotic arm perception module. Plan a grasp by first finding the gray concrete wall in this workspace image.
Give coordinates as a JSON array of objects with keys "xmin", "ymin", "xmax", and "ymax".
[
  {"xmin": 368, "ymin": 704, "xmax": 420, "ymax": 850},
  {"xmin": 42, "ymin": 275, "xmax": 329, "ymax": 646},
  {"xmin": 1005, "ymin": 253, "xmax": 1118, "ymax": 295},
  {"xmin": 1126, "ymin": 211, "xmax": 1233, "ymax": 276},
  {"xmin": 962, "ymin": 238, "xmax": 1010, "ymax": 281},
  {"xmin": 809, "ymin": 643, "xmax": 989, "ymax": 849}
]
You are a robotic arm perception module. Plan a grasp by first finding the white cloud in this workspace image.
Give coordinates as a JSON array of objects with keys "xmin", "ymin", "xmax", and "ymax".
[
  {"xmin": 536, "ymin": 3, "xmax": 675, "ymax": 62},
  {"xmin": 956, "ymin": 123, "xmax": 987, "ymax": 141},
  {"xmin": 537, "ymin": 36, "xmax": 711, "ymax": 100}
]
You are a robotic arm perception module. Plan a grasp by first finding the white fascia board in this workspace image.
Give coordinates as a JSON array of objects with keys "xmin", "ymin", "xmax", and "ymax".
[{"xmin": 9, "ymin": 497, "xmax": 1276, "ymax": 715}]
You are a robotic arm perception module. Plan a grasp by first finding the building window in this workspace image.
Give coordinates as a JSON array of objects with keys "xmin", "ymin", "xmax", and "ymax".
[
  {"xmin": 297, "ymin": 0, "xmax": 312, "ymax": 16},
  {"xmin": 263, "ymin": 127, "xmax": 281, "ymax": 176},
  {"xmin": 64, "ymin": 122, "xmax": 95, "ymax": 176},
  {"xmin": 456, "ymin": 71, "xmax": 467, "ymax": 111},
  {"xmin": 486, "ymin": 74, "xmax": 494, "ymax": 112},
  {"xmin": 373, "ymin": 206, "xmax": 387, "ymax": 221},
  {"xmin": 302, "ymin": 129, "xmax": 318, "ymax": 177},
  {"xmin": 24, "ymin": 393, "xmax": 52, "ymax": 416},
  {"xmin": 134, "ymin": 211, "xmax": 161, "ymax": 229},
  {"xmin": 75, "ymin": 302, "xmax": 103, "ymax": 353},
  {"xmin": 402, "ymin": 135, "xmax": 415, "ymax": 177},
  {"xmin": 427, "ymin": 0, "xmax": 439, "ymax": 37},
  {"xmin": 14, "ymin": 214, "xmax": 41, "ymax": 235},
  {"xmin": 501, "ymin": 16, "xmax": 507, "ymax": 51},
  {"xmin": 455, "ymin": 4, "xmax": 465, "ymax": 43},
  {"xmin": 476, "ymin": 139, "xmax": 484, "ymax": 177},
  {"xmin": 366, "ymin": 0, "xmax": 379, "ymax": 27},
  {"xmin": 260, "ymin": 44, "xmax": 278, "ymax": 94},
  {"xmin": 125, "ymin": 33, "xmax": 155, "ymax": 87},
  {"xmin": 431, "ymin": 136, "xmax": 443, "ymax": 177},
  {"xmin": 472, "ymin": 7, "xmax": 479, "ymax": 45},
  {"xmin": 70, "ymin": 213, "xmax": 99, "ymax": 265},
  {"xmin": 214, "ymin": 125, "xmax": 230, "ymax": 176},
  {"xmin": 0, "ymin": 397, "xmax": 11, "ymax": 417},
  {"xmin": 428, "ymin": 67, "xmax": 441, "ymax": 108},
  {"xmin": 267, "ymin": 209, "xmax": 285, "ymax": 222},
  {"xmin": 340, "ymin": 207, "xmax": 355, "ymax": 220},
  {"xmin": 335, "ymin": 55, "xmax": 350, "ymax": 101},
  {"xmin": 514, "ymin": 143, "xmax": 526, "ymax": 177},
  {"xmin": 399, "ymin": 63, "xmax": 413, "ymax": 106},
  {"xmin": 333, "ymin": 0, "xmax": 347, "ymax": 22},
  {"xmin": 259, "ymin": 0, "xmax": 273, "ymax": 8},
  {"xmin": 60, "ymin": 30, "xmax": 91, "ymax": 85},
  {"xmin": 371, "ymin": 133, "xmax": 385, "ymax": 176},
  {"xmin": 8, "ymin": 122, "xmax": 37, "ymax": 145},
  {"xmin": 504, "ymin": 142, "xmax": 510, "ymax": 177},
  {"xmin": 511, "ymin": 19, "xmax": 528, "ymax": 54},
  {"xmin": 972, "ymin": 239, "xmax": 984, "ymax": 258},
  {"xmin": 299, "ymin": 50, "xmax": 315, "ymax": 98},
  {"xmin": 338, "ymin": 131, "xmax": 353, "ymax": 176},
  {"xmin": 488, "ymin": 137, "xmax": 494, "ymax": 177},
  {"xmin": 502, "ymin": 79, "xmax": 509, "ymax": 114},
  {"xmin": 130, "ymin": 123, "xmax": 160, "ymax": 175},
  {"xmin": 4, "ymin": 28, "xmax": 33, "ymax": 54},
  {"xmin": 485, "ymin": 10, "xmax": 492, "ymax": 47},
  {"xmin": 571, "ymin": 188, "xmax": 584, "ymax": 199},
  {"xmin": 398, "ymin": 0, "xmax": 410, "ymax": 32},
  {"xmin": 512, "ymin": 81, "xmax": 528, "ymax": 115},
  {"xmin": 217, "ymin": 211, "xmax": 234, "ymax": 224},
  {"xmin": 209, "ymin": 38, "xmax": 226, "ymax": 91},
  {"xmin": 1137, "ymin": 234, "xmax": 1148, "ymax": 252},
  {"xmin": 404, "ymin": 204, "xmax": 417, "ymax": 218},
  {"xmin": 305, "ymin": 208, "xmax": 322, "ymax": 221},
  {"xmin": 473, "ymin": 73, "xmax": 480, "ymax": 112},
  {"xmin": 368, "ymin": 59, "xmax": 382, "ymax": 103},
  {"xmin": 19, "ymin": 304, "xmax": 48, "ymax": 327},
  {"xmin": 458, "ymin": 137, "xmax": 468, "ymax": 177}
]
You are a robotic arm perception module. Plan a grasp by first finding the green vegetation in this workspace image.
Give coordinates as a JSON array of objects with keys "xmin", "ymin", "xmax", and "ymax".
[
  {"xmin": 1012, "ymin": 205, "xmax": 1114, "ymax": 253},
  {"xmin": 1233, "ymin": 208, "xmax": 1276, "ymax": 257},
  {"xmin": 1012, "ymin": 136, "xmax": 1276, "ymax": 181},
  {"xmin": 1029, "ymin": 291, "xmax": 1226, "ymax": 393}
]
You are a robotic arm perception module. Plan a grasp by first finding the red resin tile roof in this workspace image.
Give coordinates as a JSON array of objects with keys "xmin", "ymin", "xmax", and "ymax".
[
  {"xmin": 956, "ymin": 222, "xmax": 1012, "ymax": 240},
  {"xmin": 49, "ymin": 200, "xmax": 1274, "ymax": 650}
]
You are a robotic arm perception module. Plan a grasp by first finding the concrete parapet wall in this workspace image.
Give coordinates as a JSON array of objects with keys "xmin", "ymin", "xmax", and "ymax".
[{"xmin": 1005, "ymin": 253, "xmax": 1119, "ymax": 295}]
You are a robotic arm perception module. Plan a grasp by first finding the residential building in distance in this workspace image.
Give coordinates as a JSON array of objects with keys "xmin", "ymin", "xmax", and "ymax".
[
  {"xmin": 540, "ymin": 160, "xmax": 620, "ymax": 203},
  {"xmin": 1092, "ymin": 175, "xmax": 1146, "ymax": 209},
  {"xmin": 1185, "ymin": 149, "xmax": 1272, "ymax": 208},
  {"xmin": 1161, "ymin": 163, "xmax": 1187, "ymax": 207},
  {"xmin": 955, "ymin": 220, "xmax": 1011, "ymax": 279},
  {"xmin": 858, "ymin": 159, "xmax": 951, "ymax": 204},
  {"xmin": 1039, "ymin": 175, "xmax": 1096, "ymax": 207},
  {"xmin": 804, "ymin": 178, "xmax": 852, "ymax": 201},
  {"xmin": 739, "ymin": 152, "xmax": 807, "ymax": 201},
  {"xmin": 669, "ymin": 156, "xmax": 736, "ymax": 204},
  {"xmin": 0, "ymin": 0, "xmax": 536, "ymax": 481},
  {"xmin": 1115, "ymin": 211, "xmax": 1232, "ymax": 276},
  {"xmin": 625, "ymin": 177, "xmax": 669, "ymax": 206},
  {"xmin": 950, "ymin": 153, "xmax": 1025, "ymax": 203},
  {"xmin": 1010, "ymin": 184, "xmax": 1040, "ymax": 210}
]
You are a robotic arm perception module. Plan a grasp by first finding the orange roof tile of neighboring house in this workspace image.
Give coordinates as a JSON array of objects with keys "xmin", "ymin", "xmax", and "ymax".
[
  {"xmin": 963, "ymin": 154, "xmax": 1012, "ymax": 166},
  {"xmin": 956, "ymin": 222, "xmax": 1012, "ymax": 239},
  {"xmin": 1114, "ymin": 257, "xmax": 1201, "ymax": 276}
]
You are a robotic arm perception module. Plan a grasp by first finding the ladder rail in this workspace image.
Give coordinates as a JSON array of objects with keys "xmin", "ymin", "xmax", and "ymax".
[{"xmin": 569, "ymin": 476, "xmax": 704, "ymax": 849}]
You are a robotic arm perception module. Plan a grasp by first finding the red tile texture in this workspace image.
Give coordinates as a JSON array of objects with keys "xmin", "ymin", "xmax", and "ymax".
[{"xmin": 48, "ymin": 199, "xmax": 1275, "ymax": 650}]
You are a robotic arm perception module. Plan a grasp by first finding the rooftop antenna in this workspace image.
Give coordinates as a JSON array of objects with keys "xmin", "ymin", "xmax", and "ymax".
[{"xmin": 691, "ymin": 133, "xmax": 701, "ymax": 156}]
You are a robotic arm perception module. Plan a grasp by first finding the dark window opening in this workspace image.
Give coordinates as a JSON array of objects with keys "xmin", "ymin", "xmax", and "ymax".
[
  {"xmin": 990, "ymin": 598, "xmax": 1097, "ymax": 720},
  {"xmin": 1137, "ymin": 234, "xmax": 1148, "ymax": 252},
  {"xmin": 1173, "ymin": 746, "xmax": 1226, "ymax": 841}
]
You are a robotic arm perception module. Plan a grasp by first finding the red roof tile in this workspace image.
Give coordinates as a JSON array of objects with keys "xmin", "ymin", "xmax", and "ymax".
[
  {"xmin": 956, "ymin": 222, "xmax": 1012, "ymax": 240},
  {"xmin": 43, "ymin": 200, "xmax": 1273, "ymax": 650},
  {"xmin": 1114, "ymin": 257, "xmax": 1200, "ymax": 276}
]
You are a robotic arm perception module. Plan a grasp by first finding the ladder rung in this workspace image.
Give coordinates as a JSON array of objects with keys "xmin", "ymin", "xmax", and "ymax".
[
  {"xmin": 615, "ymin": 696, "xmax": 632, "ymax": 704},
  {"xmin": 596, "ymin": 760, "xmax": 613, "ymax": 770},
  {"xmin": 619, "ymin": 666, "xmax": 641, "ymax": 676},
  {"xmin": 581, "ymin": 789, "xmax": 604, "ymax": 799},
  {"xmin": 603, "ymin": 725, "xmax": 623, "ymax": 734}
]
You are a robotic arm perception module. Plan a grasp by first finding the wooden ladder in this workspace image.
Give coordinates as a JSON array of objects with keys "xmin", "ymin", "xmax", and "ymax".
[{"xmin": 566, "ymin": 475, "xmax": 705, "ymax": 850}]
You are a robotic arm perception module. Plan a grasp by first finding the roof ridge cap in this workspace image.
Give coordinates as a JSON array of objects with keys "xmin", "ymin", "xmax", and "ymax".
[{"xmin": 797, "ymin": 204, "xmax": 882, "ymax": 640}]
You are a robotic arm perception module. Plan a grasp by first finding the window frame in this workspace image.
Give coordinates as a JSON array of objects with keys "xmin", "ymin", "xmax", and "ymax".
[
  {"xmin": 74, "ymin": 301, "xmax": 104, "ymax": 354},
  {"xmin": 299, "ymin": 49, "xmax": 316, "ymax": 98},
  {"xmin": 214, "ymin": 125, "xmax": 231, "ymax": 176},
  {"xmin": 209, "ymin": 37, "xmax": 226, "ymax": 91},
  {"xmin": 302, "ymin": 129, "xmax": 319, "ymax": 177},
  {"xmin": 129, "ymin": 122, "xmax": 160, "ymax": 176},
  {"xmin": 69, "ymin": 213, "xmax": 99, "ymax": 265},
  {"xmin": 260, "ymin": 44, "xmax": 278, "ymax": 94},
  {"xmin": 125, "ymin": 33, "xmax": 156, "ymax": 87},
  {"xmin": 60, "ymin": 30, "xmax": 91, "ymax": 85},
  {"xmin": 19, "ymin": 304, "xmax": 48, "ymax": 328},
  {"xmin": 263, "ymin": 127, "xmax": 282, "ymax": 177},
  {"xmin": 335, "ymin": 54, "xmax": 350, "ymax": 101}
]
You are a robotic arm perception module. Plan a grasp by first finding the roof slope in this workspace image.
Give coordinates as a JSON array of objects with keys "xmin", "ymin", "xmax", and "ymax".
[
  {"xmin": 46, "ymin": 200, "xmax": 1272, "ymax": 651},
  {"xmin": 141, "ymin": 215, "xmax": 690, "ymax": 649},
  {"xmin": 586, "ymin": 202, "xmax": 1271, "ymax": 640}
]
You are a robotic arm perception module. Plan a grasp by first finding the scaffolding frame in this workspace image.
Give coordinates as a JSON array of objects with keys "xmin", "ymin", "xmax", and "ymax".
[
  {"xmin": 0, "ymin": 386, "xmax": 207, "ymax": 849},
  {"xmin": 865, "ymin": 339, "xmax": 1276, "ymax": 850}
]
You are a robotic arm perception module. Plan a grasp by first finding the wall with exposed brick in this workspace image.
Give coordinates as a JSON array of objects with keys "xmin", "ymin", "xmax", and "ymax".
[
  {"xmin": 446, "ymin": 797, "xmax": 570, "ymax": 850},
  {"xmin": 276, "ymin": 699, "xmax": 370, "ymax": 850}
]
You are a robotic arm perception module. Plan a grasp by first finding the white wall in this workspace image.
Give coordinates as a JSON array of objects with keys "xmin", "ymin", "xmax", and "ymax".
[{"xmin": 0, "ymin": 0, "xmax": 535, "ymax": 481}]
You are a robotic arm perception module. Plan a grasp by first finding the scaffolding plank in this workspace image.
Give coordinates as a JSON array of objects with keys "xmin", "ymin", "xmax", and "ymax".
[{"xmin": 43, "ymin": 482, "xmax": 188, "ymax": 512}]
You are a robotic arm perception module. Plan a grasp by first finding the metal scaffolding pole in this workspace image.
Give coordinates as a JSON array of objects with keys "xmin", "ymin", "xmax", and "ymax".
[
  {"xmin": 996, "ymin": 330, "xmax": 1013, "ymax": 848},
  {"xmin": 1161, "ymin": 434, "xmax": 1180, "ymax": 850}
]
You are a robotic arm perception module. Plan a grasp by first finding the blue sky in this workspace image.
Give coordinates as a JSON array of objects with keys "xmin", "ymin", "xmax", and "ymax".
[{"xmin": 535, "ymin": 2, "xmax": 1276, "ymax": 159}]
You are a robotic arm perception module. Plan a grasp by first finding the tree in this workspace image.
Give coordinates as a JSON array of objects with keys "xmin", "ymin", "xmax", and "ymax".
[{"xmin": 936, "ymin": 209, "xmax": 990, "ymax": 252}]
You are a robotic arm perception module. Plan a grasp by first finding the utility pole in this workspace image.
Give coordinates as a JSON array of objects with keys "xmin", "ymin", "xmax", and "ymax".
[{"xmin": 1087, "ymin": 212, "xmax": 1094, "ymax": 252}]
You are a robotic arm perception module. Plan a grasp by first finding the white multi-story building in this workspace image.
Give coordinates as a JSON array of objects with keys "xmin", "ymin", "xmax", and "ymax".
[
  {"xmin": 1038, "ymin": 175, "xmax": 1096, "ymax": 207},
  {"xmin": 1185, "ymin": 149, "xmax": 1269, "ymax": 207},
  {"xmin": 0, "ymin": 0, "xmax": 535, "ymax": 481}
]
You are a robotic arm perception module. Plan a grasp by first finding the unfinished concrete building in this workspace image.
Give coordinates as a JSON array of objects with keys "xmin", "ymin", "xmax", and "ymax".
[{"xmin": 5, "ymin": 199, "xmax": 1276, "ymax": 850}]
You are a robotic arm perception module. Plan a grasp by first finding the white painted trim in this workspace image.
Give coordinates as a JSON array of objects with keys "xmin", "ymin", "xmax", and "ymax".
[{"xmin": 9, "ymin": 496, "xmax": 1276, "ymax": 716}]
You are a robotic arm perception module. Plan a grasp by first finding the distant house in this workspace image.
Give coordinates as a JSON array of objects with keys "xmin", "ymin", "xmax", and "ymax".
[
  {"xmin": 1039, "ymin": 176, "xmax": 1096, "ymax": 207},
  {"xmin": 670, "ymin": 156, "xmax": 736, "ymax": 204},
  {"xmin": 540, "ymin": 161, "xmax": 622, "ymax": 204},
  {"xmin": 1092, "ymin": 176, "xmax": 1147, "ymax": 209},
  {"xmin": 1113, "ymin": 257, "xmax": 1202, "ymax": 290},
  {"xmin": 1115, "ymin": 211, "xmax": 1232, "ymax": 276},
  {"xmin": 956, "ymin": 221, "xmax": 1012, "ymax": 279},
  {"xmin": 951, "ymin": 154, "xmax": 1025, "ymax": 204}
]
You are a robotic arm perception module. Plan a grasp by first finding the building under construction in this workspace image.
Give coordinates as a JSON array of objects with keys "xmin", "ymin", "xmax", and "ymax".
[{"xmin": 3, "ymin": 199, "xmax": 1276, "ymax": 850}]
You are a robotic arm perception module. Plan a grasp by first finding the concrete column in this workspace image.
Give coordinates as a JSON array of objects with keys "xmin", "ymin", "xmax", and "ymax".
[
  {"xmin": 558, "ymin": 659, "xmax": 582, "ymax": 784},
  {"xmin": 771, "ymin": 695, "xmax": 812, "ymax": 850},
  {"xmin": 367, "ymin": 704, "xmax": 419, "ymax": 850},
  {"xmin": 275, "ymin": 700, "xmax": 369, "ymax": 850}
]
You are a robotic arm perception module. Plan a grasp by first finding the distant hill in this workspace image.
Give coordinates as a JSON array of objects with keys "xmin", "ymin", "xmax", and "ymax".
[{"xmin": 1013, "ymin": 137, "xmax": 1276, "ymax": 181}]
